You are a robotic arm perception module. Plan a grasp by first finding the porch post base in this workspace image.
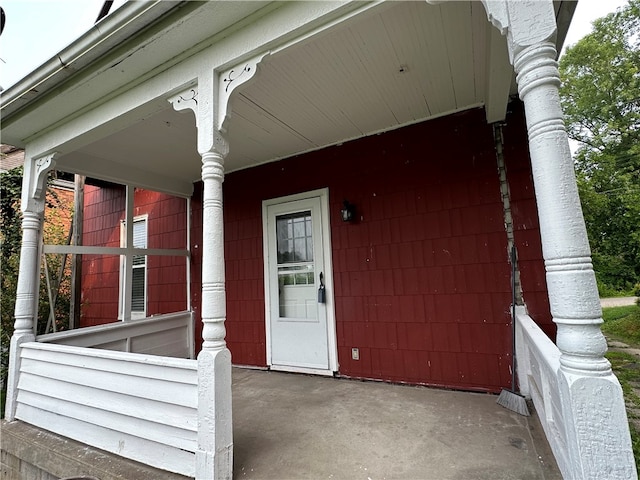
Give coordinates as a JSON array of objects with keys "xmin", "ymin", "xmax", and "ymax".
[
  {"xmin": 4, "ymin": 333, "xmax": 35, "ymax": 421},
  {"xmin": 195, "ymin": 445, "xmax": 232, "ymax": 480},
  {"xmin": 558, "ymin": 369, "xmax": 637, "ymax": 479},
  {"xmin": 196, "ymin": 348, "xmax": 233, "ymax": 480}
]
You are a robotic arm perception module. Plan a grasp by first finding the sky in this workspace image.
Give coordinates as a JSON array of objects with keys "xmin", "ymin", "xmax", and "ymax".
[{"xmin": 0, "ymin": 0, "xmax": 631, "ymax": 91}]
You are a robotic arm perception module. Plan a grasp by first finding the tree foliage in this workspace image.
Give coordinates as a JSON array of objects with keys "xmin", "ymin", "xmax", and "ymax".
[
  {"xmin": 1, "ymin": 167, "xmax": 72, "ymax": 392},
  {"xmin": 1, "ymin": 167, "xmax": 24, "ymax": 389},
  {"xmin": 559, "ymin": 0, "xmax": 640, "ymax": 294}
]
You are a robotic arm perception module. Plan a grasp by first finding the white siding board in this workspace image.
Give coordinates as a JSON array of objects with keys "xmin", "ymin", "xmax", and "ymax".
[
  {"xmin": 20, "ymin": 343, "xmax": 197, "ymax": 384},
  {"xmin": 15, "ymin": 343, "xmax": 197, "ymax": 477},
  {"xmin": 16, "ymin": 389, "xmax": 196, "ymax": 451},
  {"xmin": 17, "ymin": 373, "xmax": 197, "ymax": 431},
  {"xmin": 15, "ymin": 403, "xmax": 195, "ymax": 477},
  {"xmin": 19, "ymin": 357, "xmax": 197, "ymax": 407},
  {"xmin": 39, "ymin": 311, "xmax": 194, "ymax": 358},
  {"xmin": 129, "ymin": 326, "xmax": 189, "ymax": 356},
  {"xmin": 92, "ymin": 339, "xmax": 128, "ymax": 351}
]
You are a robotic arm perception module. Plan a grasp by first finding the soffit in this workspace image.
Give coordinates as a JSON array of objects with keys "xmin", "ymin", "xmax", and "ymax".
[{"xmin": 67, "ymin": 0, "xmax": 503, "ymax": 192}]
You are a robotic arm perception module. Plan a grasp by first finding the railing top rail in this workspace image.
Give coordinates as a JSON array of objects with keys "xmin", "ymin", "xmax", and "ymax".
[
  {"xmin": 42, "ymin": 245, "xmax": 189, "ymax": 257},
  {"xmin": 515, "ymin": 306, "xmax": 561, "ymax": 370},
  {"xmin": 37, "ymin": 311, "xmax": 193, "ymax": 342},
  {"xmin": 21, "ymin": 340, "xmax": 197, "ymax": 370}
]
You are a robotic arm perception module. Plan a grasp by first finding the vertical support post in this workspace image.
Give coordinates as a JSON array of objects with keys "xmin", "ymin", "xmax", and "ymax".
[
  {"xmin": 119, "ymin": 185, "xmax": 134, "ymax": 321},
  {"xmin": 70, "ymin": 174, "xmax": 85, "ymax": 330},
  {"xmin": 505, "ymin": 7, "xmax": 637, "ymax": 479},
  {"xmin": 514, "ymin": 43, "xmax": 610, "ymax": 376},
  {"xmin": 5, "ymin": 153, "xmax": 57, "ymax": 420},
  {"xmin": 124, "ymin": 185, "xmax": 134, "ymax": 321},
  {"xmin": 186, "ymin": 197, "xmax": 195, "ymax": 359},
  {"xmin": 186, "ymin": 196, "xmax": 192, "ymax": 314},
  {"xmin": 196, "ymin": 141, "xmax": 232, "ymax": 480},
  {"xmin": 169, "ymin": 63, "xmax": 265, "ymax": 478}
]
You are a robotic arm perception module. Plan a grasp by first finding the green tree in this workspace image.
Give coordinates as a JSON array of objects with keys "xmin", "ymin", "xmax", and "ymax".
[
  {"xmin": 1, "ymin": 167, "xmax": 24, "ymax": 393},
  {"xmin": 559, "ymin": 0, "xmax": 640, "ymax": 294},
  {"xmin": 1, "ymin": 167, "xmax": 72, "ymax": 398}
]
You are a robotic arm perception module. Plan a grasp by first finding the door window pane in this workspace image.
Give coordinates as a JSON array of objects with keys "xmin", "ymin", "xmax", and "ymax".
[
  {"xmin": 276, "ymin": 211, "xmax": 316, "ymax": 319},
  {"xmin": 277, "ymin": 212, "xmax": 313, "ymax": 263}
]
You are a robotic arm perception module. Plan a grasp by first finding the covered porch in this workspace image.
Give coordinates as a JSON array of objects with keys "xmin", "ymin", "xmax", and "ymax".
[
  {"xmin": 1, "ymin": 1, "xmax": 636, "ymax": 479},
  {"xmin": 3, "ymin": 366, "xmax": 560, "ymax": 480}
]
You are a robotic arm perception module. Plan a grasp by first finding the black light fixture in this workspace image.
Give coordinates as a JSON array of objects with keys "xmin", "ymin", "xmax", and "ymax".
[{"xmin": 341, "ymin": 200, "xmax": 356, "ymax": 222}]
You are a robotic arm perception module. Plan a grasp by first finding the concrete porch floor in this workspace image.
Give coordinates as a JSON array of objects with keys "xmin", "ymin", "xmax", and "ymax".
[{"xmin": 233, "ymin": 368, "xmax": 561, "ymax": 480}]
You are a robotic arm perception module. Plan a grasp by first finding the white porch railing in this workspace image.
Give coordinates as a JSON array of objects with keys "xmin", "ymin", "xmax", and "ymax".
[
  {"xmin": 37, "ymin": 311, "xmax": 195, "ymax": 359},
  {"xmin": 514, "ymin": 306, "xmax": 569, "ymax": 474},
  {"xmin": 515, "ymin": 306, "xmax": 636, "ymax": 479},
  {"xmin": 13, "ymin": 341, "xmax": 197, "ymax": 477}
]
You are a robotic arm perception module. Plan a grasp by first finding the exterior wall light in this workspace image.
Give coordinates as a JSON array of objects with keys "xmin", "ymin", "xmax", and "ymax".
[{"xmin": 341, "ymin": 200, "xmax": 356, "ymax": 222}]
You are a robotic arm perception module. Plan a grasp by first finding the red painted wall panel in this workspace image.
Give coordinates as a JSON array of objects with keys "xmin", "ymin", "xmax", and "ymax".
[
  {"xmin": 80, "ymin": 185, "xmax": 125, "ymax": 326},
  {"xmin": 221, "ymin": 105, "xmax": 546, "ymax": 392},
  {"xmin": 80, "ymin": 185, "xmax": 188, "ymax": 327},
  {"xmin": 501, "ymin": 102, "xmax": 555, "ymax": 340}
]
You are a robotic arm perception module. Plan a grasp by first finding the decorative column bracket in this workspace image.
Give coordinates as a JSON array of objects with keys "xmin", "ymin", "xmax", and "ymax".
[
  {"xmin": 168, "ymin": 84, "xmax": 199, "ymax": 126},
  {"xmin": 24, "ymin": 152, "xmax": 59, "ymax": 213},
  {"xmin": 217, "ymin": 52, "xmax": 270, "ymax": 132}
]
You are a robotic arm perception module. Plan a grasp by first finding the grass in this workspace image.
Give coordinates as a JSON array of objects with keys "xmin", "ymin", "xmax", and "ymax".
[
  {"xmin": 606, "ymin": 351, "xmax": 640, "ymax": 465},
  {"xmin": 602, "ymin": 304, "xmax": 640, "ymax": 345},
  {"xmin": 602, "ymin": 303, "xmax": 640, "ymax": 469}
]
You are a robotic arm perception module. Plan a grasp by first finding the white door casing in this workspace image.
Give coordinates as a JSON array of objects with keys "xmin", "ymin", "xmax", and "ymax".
[{"xmin": 262, "ymin": 189, "xmax": 337, "ymax": 375}]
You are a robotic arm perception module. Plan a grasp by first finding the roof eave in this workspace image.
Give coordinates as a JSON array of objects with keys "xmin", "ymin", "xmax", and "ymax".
[{"xmin": 0, "ymin": 1, "xmax": 186, "ymax": 120}]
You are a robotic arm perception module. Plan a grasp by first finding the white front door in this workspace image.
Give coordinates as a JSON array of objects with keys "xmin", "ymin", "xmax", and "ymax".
[{"xmin": 263, "ymin": 190, "xmax": 336, "ymax": 373}]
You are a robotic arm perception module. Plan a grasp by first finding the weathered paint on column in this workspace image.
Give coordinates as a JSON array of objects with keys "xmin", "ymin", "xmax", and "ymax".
[
  {"xmin": 170, "ymin": 80, "xmax": 233, "ymax": 480},
  {"xmin": 170, "ymin": 54, "xmax": 270, "ymax": 478},
  {"xmin": 196, "ymin": 142, "xmax": 233, "ymax": 480},
  {"xmin": 5, "ymin": 153, "xmax": 57, "ymax": 420},
  {"xmin": 514, "ymin": 40, "xmax": 636, "ymax": 480},
  {"xmin": 480, "ymin": 1, "xmax": 637, "ymax": 478},
  {"xmin": 513, "ymin": 41, "xmax": 609, "ymax": 375}
]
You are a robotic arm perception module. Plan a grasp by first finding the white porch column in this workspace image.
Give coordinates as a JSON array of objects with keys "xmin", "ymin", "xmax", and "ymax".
[
  {"xmin": 482, "ymin": 1, "xmax": 636, "ymax": 478},
  {"xmin": 170, "ymin": 76, "xmax": 234, "ymax": 480},
  {"xmin": 168, "ymin": 57, "xmax": 266, "ymax": 480},
  {"xmin": 5, "ymin": 153, "xmax": 57, "ymax": 421},
  {"xmin": 196, "ymin": 140, "xmax": 233, "ymax": 480}
]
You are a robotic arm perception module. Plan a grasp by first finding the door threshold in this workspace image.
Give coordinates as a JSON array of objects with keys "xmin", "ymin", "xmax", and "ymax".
[{"xmin": 270, "ymin": 364, "xmax": 335, "ymax": 376}]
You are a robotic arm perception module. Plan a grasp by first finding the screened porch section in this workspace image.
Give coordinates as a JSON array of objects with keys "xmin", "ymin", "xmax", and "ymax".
[
  {"xmin": 7, "ymin": 179, "xmax": 198, "ymax": 476},
  {"xmin": 37, "ymin": 181, "xmax": 193, "ymax": 338}
]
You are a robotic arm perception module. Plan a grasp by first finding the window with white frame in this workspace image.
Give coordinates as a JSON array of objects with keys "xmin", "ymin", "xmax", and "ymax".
[{"xmin": 120, "ymin": 215, "xmax": 148, "ymax": 319}]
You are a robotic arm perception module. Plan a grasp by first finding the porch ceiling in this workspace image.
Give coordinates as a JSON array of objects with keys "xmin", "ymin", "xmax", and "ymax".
[
  {"xmin": 65, "ymin": 1, "xmax": 507, "ymax": 189},
  {"xmin": 4, "ymin": 1, "xmax": 575, "ymax": 195},
  {"xmin": 227, "ymin": 1, "xmax": 499, "ymax": 171}
]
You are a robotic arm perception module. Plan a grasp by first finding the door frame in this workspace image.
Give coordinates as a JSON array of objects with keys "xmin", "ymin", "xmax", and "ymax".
[{"xmin": 262, "ymin": 188, "xmax": 338, "ymax": 375}]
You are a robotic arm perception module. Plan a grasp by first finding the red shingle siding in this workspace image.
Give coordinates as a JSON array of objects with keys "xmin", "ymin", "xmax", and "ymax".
[
  {"xmin": 80, "ymin": 185, "xmax": 125, "ymax": 326},
  {"xmin": 502, "ymin": 102, "xmax": 554, "ymax": 341},
  {"xmin": 80, "ymin": 185, "xmax": 188, "ymax": 327},
  {"xmin": 222, "ymin": 106, "xmax": 541, "ymax": 392}
]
